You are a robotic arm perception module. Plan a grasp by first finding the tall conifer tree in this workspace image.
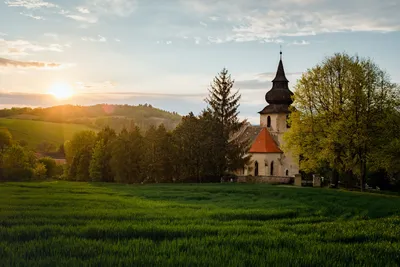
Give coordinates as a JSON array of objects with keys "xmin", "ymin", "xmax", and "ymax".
[{"xmin": 205, "ymin": 68, "xmax": 251, "ymax": 174}]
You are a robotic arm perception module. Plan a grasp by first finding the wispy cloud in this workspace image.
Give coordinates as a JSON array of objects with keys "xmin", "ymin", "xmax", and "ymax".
[
  {"xmin": 0, "ymin": 57, "xmax": 61, "ymax": 69},
  {"xmin": 65, "ymin": 14, "xmax": 98, "ymax": 23},
  {"xmin": 77, "ymin": 6, "xmax": 90, "ymax": 14},
  {"xmin": 0, "ymin": 38, "xmax": 64, "ymax": 56},
  {"xmin": 20, "ymin": 12, "xmax": 45, "ymax": 20},
  {"xmin": 114, "ymin": 38, "xmax": 121, "ymax": 42},
  {"xmin": 5, "ymin": 0, "xmax": 58, "ymax": 9},
  {"xmin": 290, "ymin": 40, "xmax": 310, "ymax": 45},
  {"xmin": 0, "ymin": 33, "xmax": 7, "ymax": 36},
  {"xmin": 81, "ymin": 35, "xmax": 107, "ymax": 42},
  {"xmin": 200, "ymin": 21, "xmax": 207, "ymax": 27},
  {"xmin": 180, "ymin": 0, "xmax": 400, "ymax": 43}
]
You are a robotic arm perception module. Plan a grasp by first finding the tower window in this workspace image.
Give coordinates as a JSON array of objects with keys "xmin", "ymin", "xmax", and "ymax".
[
  {"xmin": 267, "ymin": 116, "xmax": 271, "ymax": 127},
  {"xmin": 286, "ymin": 170, "xmax": 289, "ymax": 176},
  {"xmin": 270, "ymin": 161, "xmax": 274, "ymax": 176}
]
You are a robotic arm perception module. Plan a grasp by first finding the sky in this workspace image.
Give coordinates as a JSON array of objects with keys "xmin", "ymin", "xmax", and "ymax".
[{"xmin": 0, "ymin": 0, "xmax": 399, "ymax": 124}]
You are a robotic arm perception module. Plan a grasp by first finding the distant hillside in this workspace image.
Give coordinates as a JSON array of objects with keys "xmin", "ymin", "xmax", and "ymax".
[
  {"xmin": 0, "ymin": 118, "xmax": 94, "ymax": 150},
  {"xmin": 0, "ymin": 104, "xmax": 182, "ymax": 132}
]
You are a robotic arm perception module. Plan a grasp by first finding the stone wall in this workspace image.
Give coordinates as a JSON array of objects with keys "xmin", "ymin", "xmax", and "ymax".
[{"xmin": 237, "ymin": 176, "xmax": 292, "ymax": 184}]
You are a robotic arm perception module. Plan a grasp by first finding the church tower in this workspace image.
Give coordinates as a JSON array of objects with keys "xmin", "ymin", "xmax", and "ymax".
[{"xmin": 259, "ymin": 51, "xmax": 293, "ymax": 147}]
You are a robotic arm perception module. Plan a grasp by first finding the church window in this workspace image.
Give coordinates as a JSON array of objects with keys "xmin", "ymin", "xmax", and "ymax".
[
  {"xmin": 270, "ymin": 161, "xmax": 274, "ymax": 176},
  {"xmin": 267, "ymin": 116, "xmax": 271, "ymax": 127},
  {"xmin": 254, "ymin": 161, "xmax": 259, "ymax": 176},
  {"xmin": 285, "ymin": 169, "xmax": 289, "ymax": 176}
]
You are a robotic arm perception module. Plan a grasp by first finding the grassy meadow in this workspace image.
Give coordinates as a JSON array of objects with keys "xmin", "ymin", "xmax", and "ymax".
[
  {"xmin": 0, "ymin": 182, "xmax": 400, "ymax": 266},
  {"xmin": 0, "ymin": 119, "xmax": 94, "ymax": 149}
]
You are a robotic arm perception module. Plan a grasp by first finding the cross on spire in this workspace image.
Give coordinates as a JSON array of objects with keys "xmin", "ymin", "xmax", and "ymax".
[{"xmin": 280, "ymin": 45, "xmax": 282, "ymax": 60}]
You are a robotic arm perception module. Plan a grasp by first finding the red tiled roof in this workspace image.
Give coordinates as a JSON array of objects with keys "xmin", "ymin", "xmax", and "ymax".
[{"xmin": 249, "ymin": 127, "xmax": 282, "ymax": 153}]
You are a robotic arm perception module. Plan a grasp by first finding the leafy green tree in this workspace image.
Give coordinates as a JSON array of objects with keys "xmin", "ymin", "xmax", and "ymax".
[
  {"xmin": 33, "ymin": 162, "xmax": 47, "ymax": 180},
  {"xmin": 284, "ymin": 53, "xmax": 399, "ymax": 190},
  {"xmin": 111, "ymin": 127, "xmax": 144, "ymax": 183},
  {"xmin": 0, "ymin": 144, "xmax": 34, "ymax": 181},
  {"xmin": 65, "ymin": 130, "xmax": 96, "ymax": 181},
  {"xmin": 0, "ymin": 129, "xmax": 12, "ymax": 151},
  {"xmin": 89, "ymin": 140, "xmax": 106, "ymax": 182},
  {"xmin": 38, "ymin": 157, "xmax": 58, "ymax": 178}
]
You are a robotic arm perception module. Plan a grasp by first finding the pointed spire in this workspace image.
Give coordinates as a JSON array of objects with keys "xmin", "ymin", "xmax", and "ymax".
[{"xmin": 272, "ymin": 50, "xmax": 289, "ymax": 83}]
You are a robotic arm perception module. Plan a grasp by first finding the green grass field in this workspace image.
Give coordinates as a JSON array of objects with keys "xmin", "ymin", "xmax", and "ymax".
[
  {"xmin": 0, "ymin": 119, "xmax": 94, "ymax": 149},
  {"xmin": 1, "ymin": 182, "xmax": 400, "ymax": 266}
]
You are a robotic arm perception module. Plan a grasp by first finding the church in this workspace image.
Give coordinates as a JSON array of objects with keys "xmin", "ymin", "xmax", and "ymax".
[{"xmin": 236, "ymin": 52, "xmax": 299, "ymax": 178}]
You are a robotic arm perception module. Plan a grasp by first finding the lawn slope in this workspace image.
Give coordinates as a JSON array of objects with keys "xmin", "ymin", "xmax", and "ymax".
[
  {"xmin": 0, "ymin": 118, "xmax": 94, "ymax": 149},
  {"xmin": 0, "ymin": 182, "xmax": 399, "ymax": 266}
]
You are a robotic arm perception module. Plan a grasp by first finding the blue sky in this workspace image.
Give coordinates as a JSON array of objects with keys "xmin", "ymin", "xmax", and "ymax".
[{"xmin": 0, "ymin": 0, "xmax": 399, "ymax": 123}]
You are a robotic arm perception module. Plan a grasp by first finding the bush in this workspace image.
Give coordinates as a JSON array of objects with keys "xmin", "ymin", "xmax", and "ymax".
[
  {"xmin": 38, "ymin": 157, "xmax": 58, "ymax": 178},
  {"xmin": 33, "ymin": 163, "xmax": 47, "ymax": 180}
]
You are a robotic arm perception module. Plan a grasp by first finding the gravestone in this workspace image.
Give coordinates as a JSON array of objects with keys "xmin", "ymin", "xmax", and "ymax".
[
  {"xmin": 294, "ymin": 174, "xmax": 302, "ymax": 186},
  {"xmin": 313, "ymin": 174, "xmax": 321, "ymax": 187}
]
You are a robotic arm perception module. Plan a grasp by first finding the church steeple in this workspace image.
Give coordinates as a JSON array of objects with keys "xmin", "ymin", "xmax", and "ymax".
[{"xmin": 259, "ymin": 51, "xmax": 294, "ymax": 114}]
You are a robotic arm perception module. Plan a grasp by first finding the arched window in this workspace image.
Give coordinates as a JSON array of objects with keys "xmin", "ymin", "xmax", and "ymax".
[
  {"xmin": 286, "ymin": 115, "xmax": 290, "ymax": 128},
  {"xmin": 267, "ymin": 116, "xmax": 271, "ymax": 127},
  {"xmin": 254, "ymin": 161, "xmax": 259, "ymax": 176},
  {"xmin": 270, "ymin": 161, "xmax": 274, "ymax": 176},
  {"xmin": 285, "ymin": 169, "xmax": 289, "ymax": 176}
]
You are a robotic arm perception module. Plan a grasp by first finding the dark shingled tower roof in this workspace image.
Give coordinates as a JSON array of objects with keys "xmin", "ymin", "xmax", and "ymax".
[{"xmin": 259, "ymin": 51, "xmax": 294, "ymax": 114}]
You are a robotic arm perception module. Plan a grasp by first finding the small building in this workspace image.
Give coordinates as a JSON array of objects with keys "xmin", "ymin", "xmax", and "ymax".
[{"xmin": 237, "ymin": 52, "xmax": 299, "ymax": 179}]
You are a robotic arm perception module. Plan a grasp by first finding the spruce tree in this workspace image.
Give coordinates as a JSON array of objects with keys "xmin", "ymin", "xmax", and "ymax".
[{"xmin": 205, "ymin": 68, "xmax": 251, "ymax": 174}]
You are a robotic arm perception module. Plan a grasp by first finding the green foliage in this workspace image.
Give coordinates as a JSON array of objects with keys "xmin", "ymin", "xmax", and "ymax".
[
  {"xmin": 284, "ymin": 52, "xmax": 399, "ymax": 190},
  {"xmin": 65, "ymin": 131, "xmax": 97, "ymax": 181},
  {"xmin": 0, "ymin": 128, "xmax": 12, "ymax": 150},
  {"xmin": 33, "ymin": 162, "xmax": 47, "ymax": 180},
  {"xmin": 0, "ymin": 144, "xmax": 34, "ymax": 181},
  {"xmin": 89, "ymin": 140, "xmax": 106, "ymax": 182},
  {"xmin": 1, "ymin": 182, "xmax": 400, "ymax": 266},
  {"xmin": 205, "ymin": 68, "xmax": 251, "ymax": 173},
  {"xmin": 38, "ymin": 157, "xmax": 59, "ymax": 178},
  {"xmin": 111, "ymin": 127, "xmax": 145, "ymax": 183}
]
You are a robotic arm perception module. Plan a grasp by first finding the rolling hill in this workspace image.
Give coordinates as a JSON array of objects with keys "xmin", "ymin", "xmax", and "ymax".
[{"xmin": 0, "ymin": 118, "xmax": 95, "ymax": 149}]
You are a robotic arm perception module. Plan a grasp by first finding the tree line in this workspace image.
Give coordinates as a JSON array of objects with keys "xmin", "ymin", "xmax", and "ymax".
[
  {"xmin": 0, "ymin": 68, "xmax": 251, "ymax": 183},
  {"xmin": 284, "ymin": 53, "xmax": 400, "ymax": 191},
  {"xmin": 64, "ymin": 68, "xmax": 250, "ymax": 183}
]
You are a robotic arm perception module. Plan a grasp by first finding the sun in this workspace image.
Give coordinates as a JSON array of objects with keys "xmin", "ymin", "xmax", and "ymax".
[{"xmin": 48, "ymin": 83, "xmax": 74, "ymax": 99}]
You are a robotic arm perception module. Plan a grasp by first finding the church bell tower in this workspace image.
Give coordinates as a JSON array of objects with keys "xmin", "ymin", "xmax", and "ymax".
[{"xmin": 259, "ymin": 51, "xmax": 294, "ymax": 146}]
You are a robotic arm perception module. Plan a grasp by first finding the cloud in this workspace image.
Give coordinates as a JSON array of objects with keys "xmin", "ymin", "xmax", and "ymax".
[
  {"xmin": 77, "ymin": 6, "xmax": 90, "ymax": 14},
  {"xmin": 290, "ymin": 40, "xmax": 310, "ymax": 45},
  {"xmin": 20, "ymin": 12, "xmax": 45, "ymax": 20},
  {"xmin": 194, "ymin": 37, "xmax": 201, "ymax": 44},
  {"xmin": 81, "ymin": 35, "xmax": 107, "ymax": 42},
  {"xmin": 0, "ymin": 33, "xmax": 7, "ymax": 36},
  {"xmin": 0, "ymin": 57, "xmax": 62, "ymax": 69},
  {"xmin": 180, "ymin": 0, "xmax": 400, "ymax": 43},
  {"xmin": 200, "ymin": 21, "xmax": 207, "ymax": 27},
  {"xmin": 65, "ymin": 14, "xmax": 98, "ymax": 23},
  {"xmin": 114, "ymin": 38, "xmax": 121, "ymax": 42},
  {"xmin": 209, "ymin": 16, "xmax": 219, "ymax": 21},
  {"xmin": 166, "ymin": 40, "xmax": 172, "ymax": 45},
  {"xmin": 5, "ymin": 0, "xmax": 58, "ymax": 9},
  {"xmin": 0, "ymin": 38, "xmax": 64, "ymax": 56}
]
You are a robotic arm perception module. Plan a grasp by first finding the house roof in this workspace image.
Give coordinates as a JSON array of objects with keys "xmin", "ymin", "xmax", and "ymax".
[{"xmin": 249, "ymin": 127, "xmax": 282, "ymax": 153}]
